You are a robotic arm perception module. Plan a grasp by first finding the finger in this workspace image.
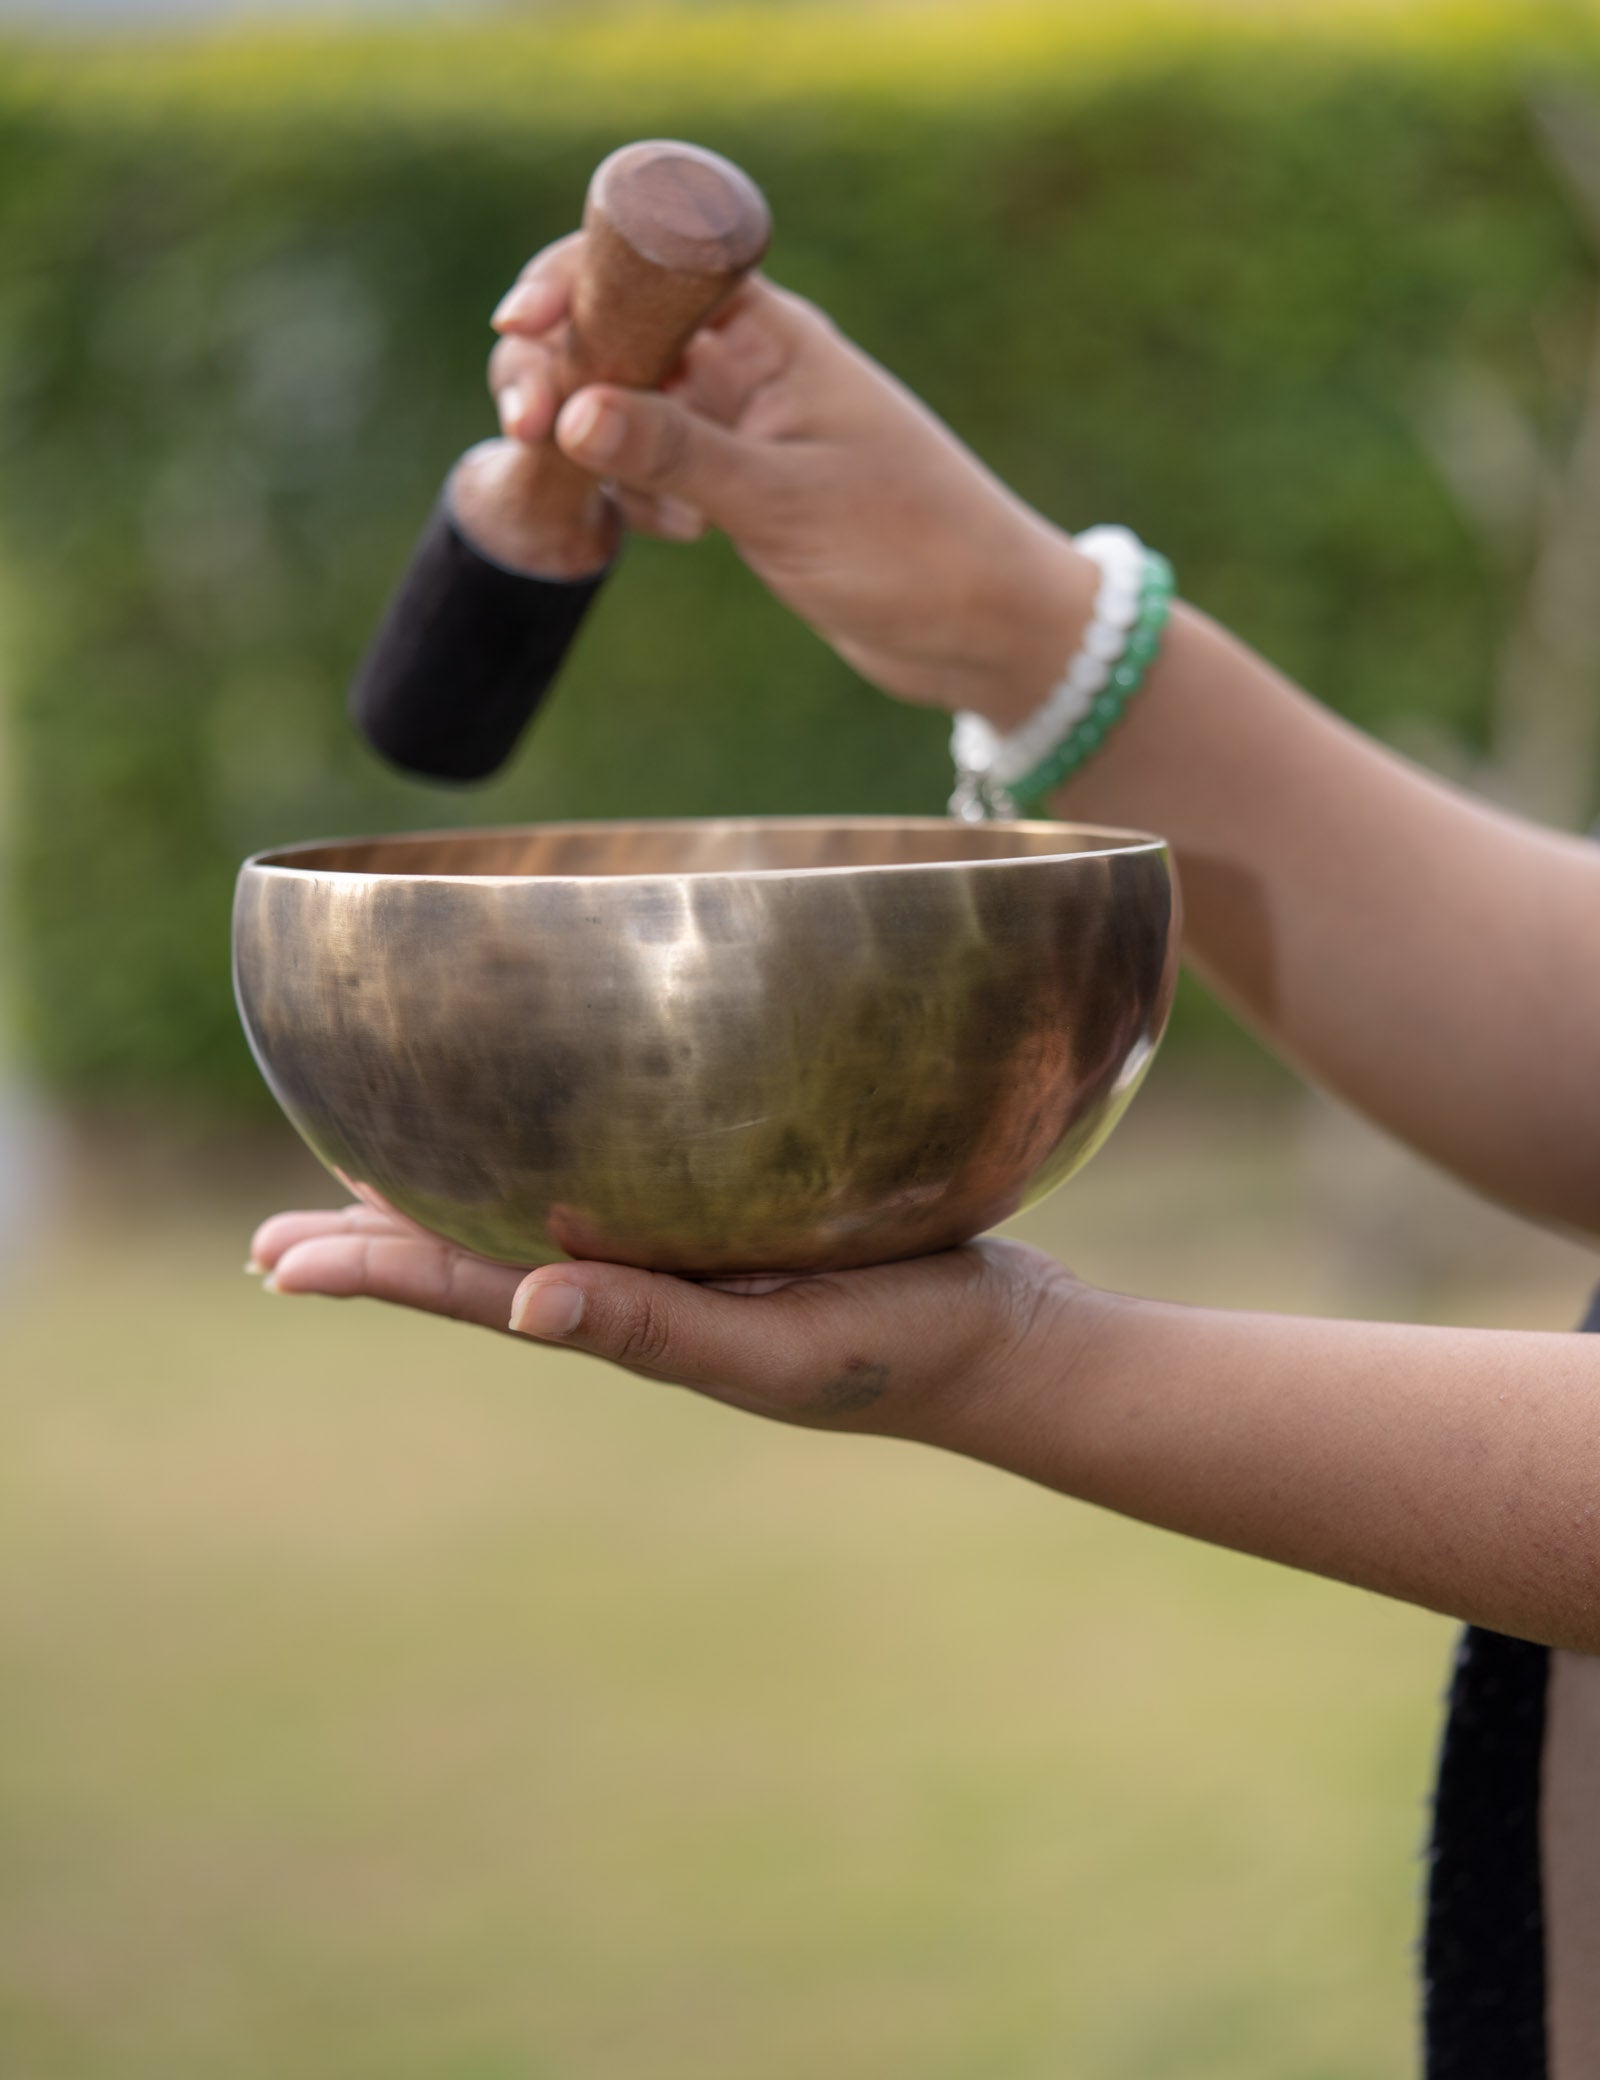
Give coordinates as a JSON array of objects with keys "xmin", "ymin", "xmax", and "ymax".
[
  {"xmin": 486, "ymin": 336, "xmax": 561, "ymax": 442},
  {"xmin": 248, "ymin": 1204, "xmax": 411, "ymax": 1273},
  {"xmin": 609, "ymin": 487, "xmax": 708, "ymax": 542},
  {"xmin": 489, "ymin": 230, "xmax": 582, "ymax": 334},
  {"xmin": 493, "ymin": 270, "xmax": 810, "ymax": 452},
  {"xmin": 555, "ymin": 385, "xmax": 760, "ymax": 514},
  {"xmin": 266, "ymin": 1232, "xmax": 522, "ymax": 1331},
  {"xmin": 508, "ymin": 1260, "xmax": 840, "ymax": 1411},
  {"xmin": 703, "ymin": 1273, "xmax": 810, "ymax": 1295},
  {"xmin": 505, "ymin": 1252, "xmax": 996, "ymax": 1427},
  {"xmin": 673, "ymin": 306, "xmax": 792, "ymax": 427},
  {"xmin": 701, "ymin": 274, "xmax": 822, "ymax": 354}
]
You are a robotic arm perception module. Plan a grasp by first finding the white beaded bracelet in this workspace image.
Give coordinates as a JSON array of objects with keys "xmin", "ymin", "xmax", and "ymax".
[{"xmin": 949, "ymin": 525, "xmax": 1153, "ymax": 822}]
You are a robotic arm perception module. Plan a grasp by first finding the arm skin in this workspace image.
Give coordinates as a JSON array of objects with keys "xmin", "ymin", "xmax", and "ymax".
[
  {"xmin": 248, "ymin": 1213, "xmax": 1600, "ymax": 1655},
  {"xmin": 972, "ymin": 1288, "xmax": 1600, "ymax": 1655},
  {"xmin": 482, "ymin": 252, "xmax": 1600, "ymax": 1237},
  {"xmin": 1051, "ymin": 600, "xmax": 1600, "ymax": 1239},
  {"xmin": 249, "ymin": 251, "xmax": 1600, "ymax": 1655}
]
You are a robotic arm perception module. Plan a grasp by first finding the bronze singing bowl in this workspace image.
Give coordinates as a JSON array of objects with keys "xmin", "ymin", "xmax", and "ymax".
[{"xmin": 233, "ymin": 817, "xmax": 1179, "ymax": 1275}]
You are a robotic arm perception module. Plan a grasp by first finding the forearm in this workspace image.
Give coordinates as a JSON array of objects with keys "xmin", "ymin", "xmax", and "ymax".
[
  {"xmin": 488, "ymin": 264, "xmax": 1600, "ymax": 1226},
  {"xmin": 941, "ymin": 1286, "xmax": 1600, "ymax": 1652},
  {"xmin": 254, "ymin": 1209, "xmax": 1600, "ymax": 1647},
  {"xmin": 1002, "ymin": 548, "xmax": 1600, "ymax": 1232}
]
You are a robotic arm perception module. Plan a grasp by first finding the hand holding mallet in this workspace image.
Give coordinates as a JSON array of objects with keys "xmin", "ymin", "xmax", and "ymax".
[{"xmin": 350, "ymin": 140, "xmax": 770, "ymax": 781}]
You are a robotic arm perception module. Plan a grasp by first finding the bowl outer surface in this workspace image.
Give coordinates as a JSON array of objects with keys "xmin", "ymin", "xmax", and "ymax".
[{"xmin": 233, "ymin": 818, "xmax": 1179, "ymax": 1274}]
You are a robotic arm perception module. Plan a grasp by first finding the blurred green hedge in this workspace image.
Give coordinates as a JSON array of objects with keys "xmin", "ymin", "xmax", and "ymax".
[{"xmin": 0, "ymin": 2, "xmax": 1595, "ymax": 1115}]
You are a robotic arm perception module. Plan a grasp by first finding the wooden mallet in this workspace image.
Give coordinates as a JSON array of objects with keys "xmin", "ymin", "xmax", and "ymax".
[{"xmin": 349, "ymin": 140, "xmax": 771, "ymax": 782}]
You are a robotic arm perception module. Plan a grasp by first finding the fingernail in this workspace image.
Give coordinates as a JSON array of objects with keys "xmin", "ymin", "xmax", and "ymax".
[
  {"xmin": 243, "ymin": 1258, "xmax": 264, "ymax": 1276},
  {"xmin": 490, "ymin": 282, "xmax": 543, "ymax": 329},
  {"xmin": 510, "ymin": 1279, "xmax": 585, "ymax": 1339},
  {"xmin": 497, "ymin": 384, "xmax": 527, "ymax": 434},
  {"xmin": 261, "ymin": 1271, "xmax": 282, "ymax": 1295},
  {"xmin": 559, "ymin": 393, "xmax": 621, "ymax": 463}
]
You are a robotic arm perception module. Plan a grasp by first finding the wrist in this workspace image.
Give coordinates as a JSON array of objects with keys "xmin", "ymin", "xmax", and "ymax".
[
  {"xmin": 901, "ymin": 1243, "xmax": 1112, "ymax": 1459},
  {"xmin": 952, "ymin": 525, "xmax": 1175, "ymax": 820},
  {"xmin": 955, "ymin": 521, "xmax": 1100, "ymax": 734},
  {"xmin": 926, "ymin": 1271, "xmax": 1138, "ymax": 1497}
]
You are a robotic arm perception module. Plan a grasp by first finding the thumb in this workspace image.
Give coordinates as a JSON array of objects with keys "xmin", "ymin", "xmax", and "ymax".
[
  {"xmin": 555, "ymin": 384, "xmax": 757, "ymax": 518},
  {"xmin": 508, "ymin": 1260, "xmax": 840, "ymax": 1416},
  {"xmin": 505, "ymin": 1243, "xmax": 1031, "ymax": 1432}
]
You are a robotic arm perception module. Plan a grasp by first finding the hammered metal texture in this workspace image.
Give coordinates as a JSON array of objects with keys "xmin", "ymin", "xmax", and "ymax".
[{"xmin": 233, "ymin": 817, "xmax": 1178, "ymax": 1273}]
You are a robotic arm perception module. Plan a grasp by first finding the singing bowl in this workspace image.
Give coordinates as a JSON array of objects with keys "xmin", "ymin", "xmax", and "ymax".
[{"xmin": 233, "ymin": 817, "xmax": 1179, "ymax": 1275}]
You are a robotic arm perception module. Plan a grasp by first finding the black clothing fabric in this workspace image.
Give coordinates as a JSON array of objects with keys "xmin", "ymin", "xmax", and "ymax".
[{"xmin": 1421, "ymin": 1283, "xmax": 1600, "ymax": 2076}]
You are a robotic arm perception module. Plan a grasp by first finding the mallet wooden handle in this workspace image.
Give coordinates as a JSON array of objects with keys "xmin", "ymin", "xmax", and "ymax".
[
  {"xmin": 350, "ymin": 141, "xmax": 771, "ymax": 782},
  {"xmin": 457, "ymin": 140, "xmax": 772, "ymax": 577}
]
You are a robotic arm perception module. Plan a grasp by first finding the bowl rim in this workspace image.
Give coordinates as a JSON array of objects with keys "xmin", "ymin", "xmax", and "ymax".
[{"xmin": 239, "ymin": 814, "xmax": 1170, "ymax": 889}]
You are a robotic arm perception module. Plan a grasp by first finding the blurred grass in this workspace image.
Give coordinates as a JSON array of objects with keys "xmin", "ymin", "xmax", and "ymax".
[{"xmin": 5, "ymin": 1084, "xmax": 1598, "ymax": 2079}]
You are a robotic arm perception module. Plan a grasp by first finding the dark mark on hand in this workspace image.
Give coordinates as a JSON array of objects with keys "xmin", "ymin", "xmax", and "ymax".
[{"xmin": 814, "ymin": 1358, "xmax": 890, "ymax": 1418}]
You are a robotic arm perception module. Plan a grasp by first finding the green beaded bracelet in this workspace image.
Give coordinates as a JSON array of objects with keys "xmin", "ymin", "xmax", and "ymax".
[{"xmin": 1006, "ymin": 550, "xmax": 1174, "ymax": 814}]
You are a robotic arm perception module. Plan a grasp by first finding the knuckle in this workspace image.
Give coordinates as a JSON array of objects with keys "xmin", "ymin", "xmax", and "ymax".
[
  {"xmin": 439, "ymin": 1248, "xmax": 471, "ymax": 1320},
  {"xmin": 612, "ymin": 1288, "xmax": 676, "ymax": 1373},
  {"xmin": 777, "ymin": 284, "xmax": 837, "ymax": 346},
  {"xmin": 640, "ymin": 405, "xmax": 693, "ymax": 487}
]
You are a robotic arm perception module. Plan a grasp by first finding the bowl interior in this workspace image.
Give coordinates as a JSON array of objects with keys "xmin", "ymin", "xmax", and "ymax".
[{"xmin": 252, "ymin": 816, "xmax": 1160, "ymax": 882}]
